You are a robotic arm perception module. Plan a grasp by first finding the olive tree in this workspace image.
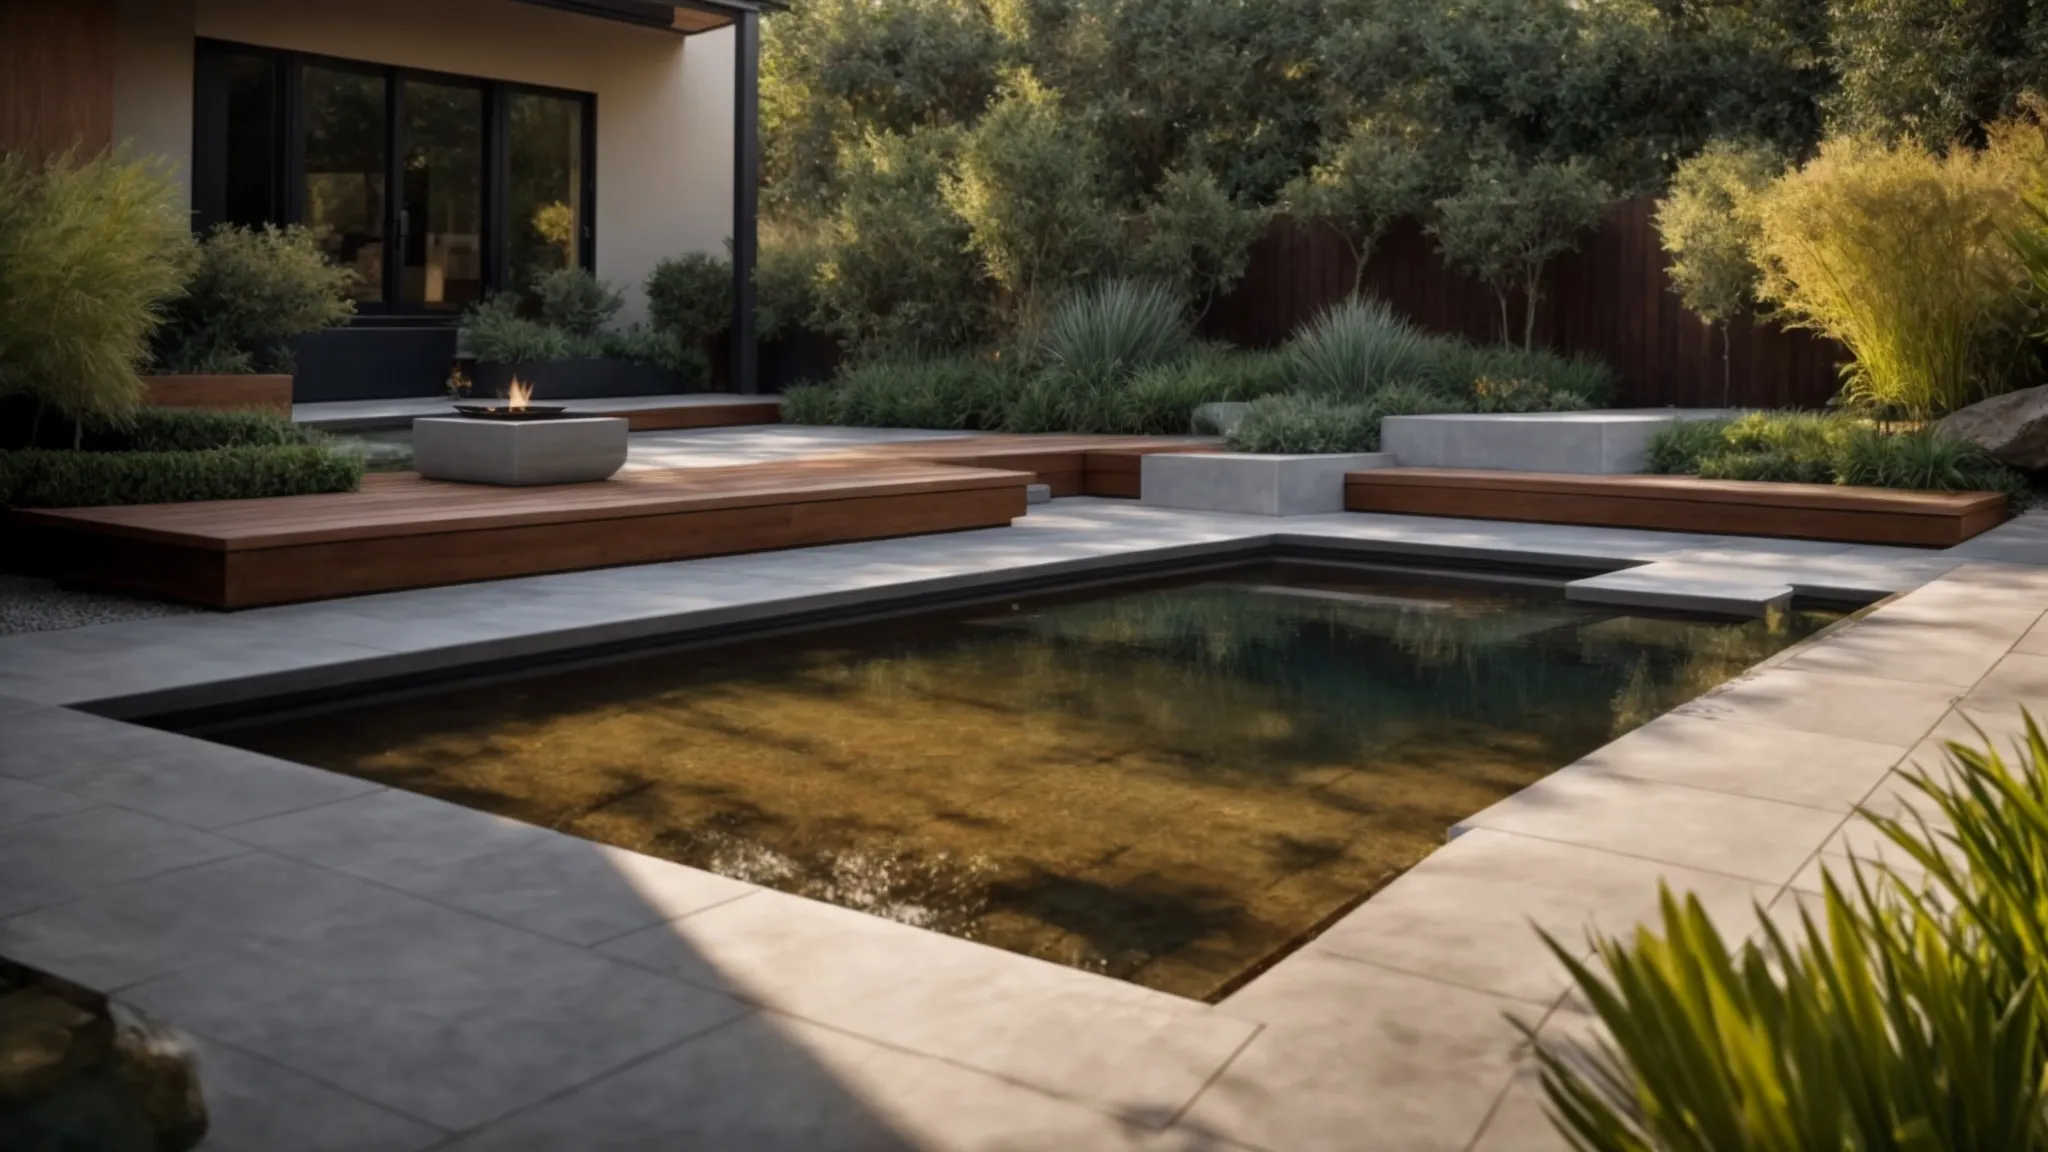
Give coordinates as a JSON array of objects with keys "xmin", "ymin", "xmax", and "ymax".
[
  {"xmin": 1133, "ymin": 166, "xmax": 1271, "ymax": 318},
  {"xmin": 1284, "ymin": 120, "xmax": 1435, "ymax": 297},
  {"xmin": 1655, "ymin": 140, "xmax": 1782, "ymax": 404},
  {"xmin": 942, "ymin": 74, "xmax": 1122, "ymax": 323},
  {"xmin": 1430, "ymin": 156, "xmax": 1610, "ymax": 349}
]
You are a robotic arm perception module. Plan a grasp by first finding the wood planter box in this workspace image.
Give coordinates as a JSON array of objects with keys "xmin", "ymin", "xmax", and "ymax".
[
  {"xmin": 141, "ymin": 374, "xmax": 293, "ymax": 416},
  {"xmin": 472, "ymin": 359, "xmax": 693, "ymax": 402}
]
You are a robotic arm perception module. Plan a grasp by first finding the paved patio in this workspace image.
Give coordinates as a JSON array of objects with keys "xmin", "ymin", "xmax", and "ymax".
[{"xmin": 3, "ymin": 483, "xmax": 2047, "ymax": 1149}]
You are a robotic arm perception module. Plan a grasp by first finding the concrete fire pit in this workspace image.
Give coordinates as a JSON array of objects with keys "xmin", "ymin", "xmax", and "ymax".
[{"xmin": 412, "ymin": 416, "xmax": 629, "ymax": 486}]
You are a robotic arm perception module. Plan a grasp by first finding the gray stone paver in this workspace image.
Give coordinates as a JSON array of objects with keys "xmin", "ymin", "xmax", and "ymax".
[
  {"xmin": 599, "ymin": 887, "xmax": 1260, "ymax": 1119},
  {"xmin": 1, "ymin": 491, "xmax": 2045, "ymax": 1147},
  {"xmin": 185, "ymin": 1032, "xmax": 445, "ymax": 1152},
  {"xmin": 120, "ymin": 886, "xmax": 752, "ymax": 1132},
  {"xmin": 0, "ymin": 807, "xmax": 250, "ymax": 919},
  {"xmin": 1181, "ymin": 952, "xmax": 1531, "ymax": 1152},
  {"xmin": 1300, "ymin": 828, "xmax": 1768, "ymax": 1006}
]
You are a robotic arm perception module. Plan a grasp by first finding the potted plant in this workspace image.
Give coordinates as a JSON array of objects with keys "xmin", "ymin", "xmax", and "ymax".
[{"xmin": 146, "ymin": 224, "xmax": 356, "ymax": 414}]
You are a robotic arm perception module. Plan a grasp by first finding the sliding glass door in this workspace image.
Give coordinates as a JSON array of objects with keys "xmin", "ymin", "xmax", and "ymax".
[{"xmin": 193, "ymin": 40, "xmax": 594, "ymax": 317}]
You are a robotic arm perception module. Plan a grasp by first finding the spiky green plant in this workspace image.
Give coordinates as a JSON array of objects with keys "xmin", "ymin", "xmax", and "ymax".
[
  {"xmin": 1535, "ymin": 712, "xmax": 2048, "ymax": 1152},
  {"xmin": 1285, "ymin": 296, "xmax": 1435, "ymax": 399},
  {"xmin": 1038, "ymin": 278, "xmax": 1191, "ymax": 389}
]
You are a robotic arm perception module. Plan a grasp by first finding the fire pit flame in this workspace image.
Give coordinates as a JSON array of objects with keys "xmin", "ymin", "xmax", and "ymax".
[{"xmin": 451, "ymin": 376, "xmax": 569, "ymax": 420}]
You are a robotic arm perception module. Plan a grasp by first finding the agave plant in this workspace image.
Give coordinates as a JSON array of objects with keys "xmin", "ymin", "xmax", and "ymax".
[
  {"xmin": 1285, "ymin": 296, "xmax": 1436, "ymax": 399},
  {"xmin": 1534, "ymin": 710, "xmax": 2048, "ymax": 1152}
]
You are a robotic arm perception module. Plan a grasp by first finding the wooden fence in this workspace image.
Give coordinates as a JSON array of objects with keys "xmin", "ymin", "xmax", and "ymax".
[{"xmin": 1201, "ymin": 198, "xmax": 1847, "ymax": 409}]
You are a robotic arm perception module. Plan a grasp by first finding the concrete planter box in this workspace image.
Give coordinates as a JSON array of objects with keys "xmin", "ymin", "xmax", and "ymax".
[
  {"xmin": 141, "ymin": 374, "xmax": 293, "ymax": 416},
  {"xmin": 1381, "ymin": 409, "xmax": 1741, "ymax": 475},
  {"xmin": 412, "ymin": 416, "xmax": 628, "ymax": 486},
  {"xmin": 1142, "ymin": 451, "xmax": 1395, "ymax": 516},
  {"xmin": 472, "ymin": 359, "xmax": 693, "ymax": 402}
]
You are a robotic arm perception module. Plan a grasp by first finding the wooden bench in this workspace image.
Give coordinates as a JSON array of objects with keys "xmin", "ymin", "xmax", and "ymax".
[
  {"xmin": 1344, "ymin": 468, "xmax": 2007, "ymax": 548},
  {"xmin": 619, "ymin": 399, "xmax": 782, "ymax": 432},
  {"xmin": 15, "ymin": 459, "xmax": 1029, "ymax": 609},
  {"xmin": 143, "ymin": 374, "xmax": 293, "ymax": 417}
]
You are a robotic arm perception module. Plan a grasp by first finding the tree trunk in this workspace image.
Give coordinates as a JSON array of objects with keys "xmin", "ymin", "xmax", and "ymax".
[
  {"xmin": 1522, "ymin": 274, "xmax": 1540, "ymax": 351},
  {"xmin": 1495, "ymin": 291, "xmax": 1512, "ymax": 346},
  {"xmin": 1347, "ymin": 235, "xmax": 1370, "ymax": 299},
  {"xmin": 1721, "ymin": 324, "xmax": 1733, "ymax": 407}
]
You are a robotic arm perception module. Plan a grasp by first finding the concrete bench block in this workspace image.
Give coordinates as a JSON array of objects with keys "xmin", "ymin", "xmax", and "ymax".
[
  {"xmin": 412, "ymin": 417, "xmax": 629, "ymax": 486},
  {"xmin": 1566, "ymin": 568, "xmax": 1794, "ymax": 618},
  {"xmin": 1381, "ymin": 410, "xmax": 1741, "ymax": 475},
  {"xmin": 1142, "ymin": 452, "xmax": 1395, "ymax": 516}
]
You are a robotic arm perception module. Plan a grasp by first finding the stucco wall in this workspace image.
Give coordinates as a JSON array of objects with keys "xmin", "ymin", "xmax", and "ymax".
[{"xmin": 106, "ymin": 0, "xmax": 735, "ymax": 320}]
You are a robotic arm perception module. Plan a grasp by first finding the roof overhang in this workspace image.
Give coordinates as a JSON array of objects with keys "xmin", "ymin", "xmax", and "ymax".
[{"xmin": 511, "ymin": 0, "xmax": 778, "ymax": 36}]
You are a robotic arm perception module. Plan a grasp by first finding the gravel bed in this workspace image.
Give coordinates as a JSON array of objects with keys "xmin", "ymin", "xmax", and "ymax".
[{"xmin": 0, "ymin": 575, "xmax": 202, "ymax": 636}]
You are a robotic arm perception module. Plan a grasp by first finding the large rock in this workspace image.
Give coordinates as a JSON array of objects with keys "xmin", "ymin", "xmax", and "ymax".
[
  {"xmin": 1936, "ymin": 385, "xmax": 2048, "ymax": 470},
  {"xmin": 0, "ymin": 961, "xmax": 207, "ymax": 1152}
]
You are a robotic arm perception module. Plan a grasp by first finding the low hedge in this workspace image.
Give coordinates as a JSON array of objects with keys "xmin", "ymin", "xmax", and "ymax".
[
  {"xmin": 0, "ymin": 445, "xmax": 362, "ymax": 508},
  {"xmin": 1645, "ymin": 411, "xmax": 2032, "ymax": 503},
  {"xmin": 113, "ymin": 408, "xmax": 322, "ymax": 452}
]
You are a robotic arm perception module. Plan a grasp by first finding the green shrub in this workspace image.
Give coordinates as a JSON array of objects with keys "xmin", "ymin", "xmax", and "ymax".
[
  {"xmin": 827, "ymin": 354, "xmax": 1011, "ymax": 430},
  {"xmin": 1749, "ymin": 131, "xmax": 2034, "ymax": 419},
  {"xmin": 461, "ymin": 294, "xmax": 573, "ymax": 364},
  {"xmin": 1121, "ymin": 348, "xmax": 1296, "ymax": 435},
  {"xmin": 1286, "ymin": 296, "xmax": 1434, "ymax": 399},
  {"xmin": 155, "ymin": 224, "xmax": 355, "ymax": 375},
  {"xmin": 599, "ymin": 325, "xmax": 710, "ymax": 381},
  {"xmin": 1132, "ymin": 166, "xmax": 1270, "ymax": 312},
  {"xmin": 1656, "ymin": 141, "xmax": 1781, "ymax": 404},
  {"xmin": 0, "ymin": 151, "xmax": 190, "ymax": 431},
  {"xmin": 645, "ymin": 253, "xmax": 732, "ymax": 346},
  {"xmin": 1226, "ymin": 394, "xmax": 1382, "ymax": 453},
  {"xmin": 531, "ymin": 267, "xmax": 623, "ymax": 338},
  {"xmin": 1416, "ymin": 339, "xmax": 1617, "ymax": 408},
  {"xmin": 1430, "ymin": 156, "xmax": 1610, "ymax": 349},
  {"xmin": 0, "ymin": 445, "xmax": 361, "ymax": 508},
  {"xmin": 1646, "ymin": 410, "xmax": 2026, "ymax": 498},
  {"xmin": 778, "ymin": 382, "xmax": 844, "ymax": 425},
  {"xmin": 1536, "ymin": 714, "xmax": 2048, "ymax": 1152},
  {"xmin": 1644, "ymin": 417, "xmax": 1733, "ymax": 474},
  {"xmin": 108, "ymin": 408, "xmax": 321, "ymax": 452}
]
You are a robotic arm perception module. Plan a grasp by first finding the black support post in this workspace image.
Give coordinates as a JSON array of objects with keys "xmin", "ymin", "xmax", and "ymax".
[{"xmin": 729, "ymin": 8, "xmax": 761, "ymax": 395}]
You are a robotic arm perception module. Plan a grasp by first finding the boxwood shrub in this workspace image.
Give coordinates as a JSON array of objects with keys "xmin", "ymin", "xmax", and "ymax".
[{"xmin": 0, "ymin": 445, "xmax": 362, "ymax": 508}]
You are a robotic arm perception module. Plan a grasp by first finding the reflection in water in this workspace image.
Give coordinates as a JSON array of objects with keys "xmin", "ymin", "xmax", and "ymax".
[{"xmin": 215, "ymin": 563, "xmax": 1836, "ymax": 1000}]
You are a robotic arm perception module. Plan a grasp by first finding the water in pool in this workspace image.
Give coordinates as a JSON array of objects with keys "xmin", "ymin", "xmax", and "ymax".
[{"xmin": 212, "ymin": 562, "xmax": 1837, "ymax": 1000}]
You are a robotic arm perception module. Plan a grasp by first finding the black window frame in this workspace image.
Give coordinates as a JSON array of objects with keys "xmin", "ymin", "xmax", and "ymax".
[{"xmin": 192, "ymin": 38, "xmax": 598, "ymax": 323}]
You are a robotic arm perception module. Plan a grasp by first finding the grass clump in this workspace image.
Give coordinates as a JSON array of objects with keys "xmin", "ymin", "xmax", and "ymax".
[{"xmin": 1534, "ymin": 713, "xmax": 2048, "ymax": 1151}]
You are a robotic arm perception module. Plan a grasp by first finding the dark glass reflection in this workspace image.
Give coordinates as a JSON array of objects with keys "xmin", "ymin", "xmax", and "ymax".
[
  {"xmin": 399, "ymin": 79, "xmax": 484, "ymax": 309},
  {"xmin": 218, "ymin": 54, "xmax": 278, "ymax": 227},
  {"xmin": 505, "ymin": 91, "xmax": 584, "ymax": 293},
  {"xmin": 302, "ymin": 64, "xmax": 387, "ymax": 304},
  {"xmin": 214, "ymin": 564, "xmax": 1837, "ymax": 1000}
]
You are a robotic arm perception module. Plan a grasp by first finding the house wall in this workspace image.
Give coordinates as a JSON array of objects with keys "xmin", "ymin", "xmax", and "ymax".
[{"xmin": 105, "ymin": 0, "xmax": 736, "ymax": 320}]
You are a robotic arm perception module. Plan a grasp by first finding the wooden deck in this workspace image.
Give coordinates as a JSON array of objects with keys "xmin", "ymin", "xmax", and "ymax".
[
  {"xmin": 13, "ymin": 435, "xmax": 1219, "ymax": 608},
  {"xmin": 16, "ymin": 460, "xmax": 1029, "ymax": 609},
  {"xmin": 856, "ymin": 434, "xmax": 1220, "ymax": 497},
  {"xmin": 1344, "ymin": 468, "xmax": 2008, "ymax": 547},
  {"xmin": 619, "ymin": 398, "xmax": 782, "ymax": 432}
]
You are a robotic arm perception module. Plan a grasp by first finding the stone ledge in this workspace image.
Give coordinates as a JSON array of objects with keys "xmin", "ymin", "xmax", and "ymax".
[
  {"xmin": 1141, "ymin": 452, "xmax": 1395, "ymax": 516},
  {"xmin": 1382, "ymin": 409, "xmax": 1739, "ymax": 475}
]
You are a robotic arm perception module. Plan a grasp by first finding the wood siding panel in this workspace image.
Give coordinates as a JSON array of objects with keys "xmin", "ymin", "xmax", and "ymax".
[{"xmin": 0, "ymin": 0, "xmax": 115, "ymax": 160}]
